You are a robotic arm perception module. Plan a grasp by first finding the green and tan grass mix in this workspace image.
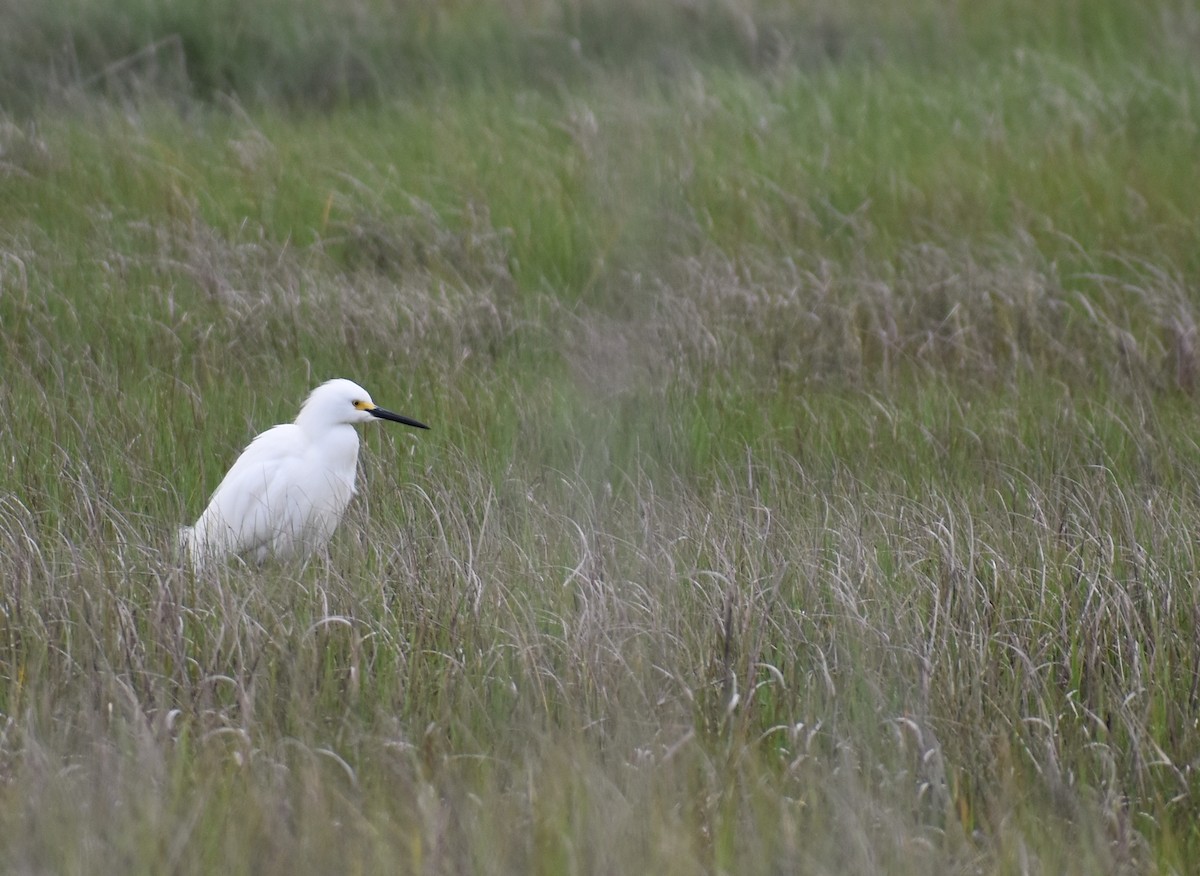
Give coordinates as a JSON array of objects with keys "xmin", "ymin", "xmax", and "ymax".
[{"xmin": 2, "ymin": 0, "xmax": 1200, "ymax": 872}]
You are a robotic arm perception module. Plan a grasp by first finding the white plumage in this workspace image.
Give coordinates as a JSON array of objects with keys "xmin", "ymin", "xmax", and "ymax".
[{"xmin": 181, "ymin": 378, "xmax": 428, "ymax": 568}]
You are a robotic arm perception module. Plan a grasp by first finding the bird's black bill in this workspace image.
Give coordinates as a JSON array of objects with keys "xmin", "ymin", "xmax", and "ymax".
[{"xmin": 370, "ymin": 407, "xmax": 430, "ymax": 429}]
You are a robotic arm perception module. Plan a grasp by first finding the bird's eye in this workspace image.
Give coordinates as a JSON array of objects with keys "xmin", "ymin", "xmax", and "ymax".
[{"xmin": 352, "ymin": 400, "xmax": 367, "ymax": 410}]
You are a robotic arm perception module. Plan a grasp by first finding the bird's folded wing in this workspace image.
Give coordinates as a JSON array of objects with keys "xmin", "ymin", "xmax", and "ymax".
[{"xmin": 196, "ymin": 424, "xmax": 308, "ymax": 558}]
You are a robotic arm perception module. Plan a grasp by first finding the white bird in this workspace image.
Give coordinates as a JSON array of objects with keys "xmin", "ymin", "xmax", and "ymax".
[{"xmin": 181, "ymin": 378, "xmax": 428, "ymax": 568}]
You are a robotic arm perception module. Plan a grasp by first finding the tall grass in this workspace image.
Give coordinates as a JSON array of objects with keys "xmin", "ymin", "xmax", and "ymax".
[{"xmin": 2, "ymin": 0, "xmax": 1200, "ymax": 872}]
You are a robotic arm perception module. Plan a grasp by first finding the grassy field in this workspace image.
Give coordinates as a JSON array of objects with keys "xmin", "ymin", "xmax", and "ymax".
[{"xmin": 2, "ymin": 0, "xmax": 1200, "ymax": 872}]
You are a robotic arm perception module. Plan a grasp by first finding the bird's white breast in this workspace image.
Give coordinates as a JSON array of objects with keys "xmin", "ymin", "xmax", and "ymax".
[{"xmin": 310, "ymin": 423, "xmax": 360, "ymax": 500}]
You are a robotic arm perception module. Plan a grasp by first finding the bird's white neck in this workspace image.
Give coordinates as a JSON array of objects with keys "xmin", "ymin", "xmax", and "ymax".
[{"xmin": 303, "ymin": 421, "xmax": 360, "ymax": 472}]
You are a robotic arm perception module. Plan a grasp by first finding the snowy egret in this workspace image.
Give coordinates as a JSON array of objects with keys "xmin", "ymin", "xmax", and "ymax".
[{"xmin": 181, "ymin": 378, "xmax": 428, "ymax": 568}]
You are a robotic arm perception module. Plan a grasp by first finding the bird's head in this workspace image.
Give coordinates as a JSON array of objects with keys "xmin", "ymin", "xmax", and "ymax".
[{"xmin": 297, "ymin": 378, "xmax": 430, "ymax": 431}]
